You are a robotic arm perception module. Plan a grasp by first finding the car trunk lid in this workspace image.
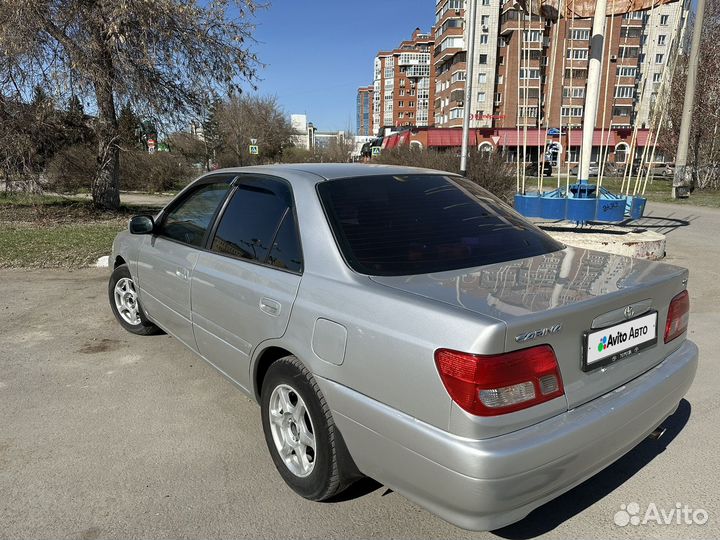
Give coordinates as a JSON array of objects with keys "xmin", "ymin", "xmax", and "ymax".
[{"xmin": 370, "ymin": 246, "xmax": 689, "ymax": 409}]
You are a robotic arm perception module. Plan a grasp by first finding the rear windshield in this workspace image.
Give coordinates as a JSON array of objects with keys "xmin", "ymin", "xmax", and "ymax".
[{"xmin": 317, "ymin": 174, "xmax": 563, "ymax": 276}]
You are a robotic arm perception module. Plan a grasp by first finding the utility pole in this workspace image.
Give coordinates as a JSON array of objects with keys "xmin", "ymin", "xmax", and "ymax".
[
  {"xmin": 460, "ymin": 0, "xmax": 478, "ymax": 176},
  {"xmin": 673, "ymin": 0, "xmax": 705, "ymax": 198},
  {"xmin": 578, "ymin": 0, "xmax": 608, "ymax": 184}
]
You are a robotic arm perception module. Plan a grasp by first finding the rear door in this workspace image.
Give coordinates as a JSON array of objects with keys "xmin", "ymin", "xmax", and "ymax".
[
  {"xmin": 191, "ymin": 175, "xmax": 303, "ymax": 392},
  {"xmin": 137, "ymin": 177, "xmax": 232, "ymax": 349}
]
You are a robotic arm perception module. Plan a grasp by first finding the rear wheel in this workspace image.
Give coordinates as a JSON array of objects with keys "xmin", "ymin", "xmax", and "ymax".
[
  {"xmin": 260, "ymin": 355, "xmax": 359, "ymax": 500},
  {"xmin": 108, "ymin": 264, "xmax": 161, "ymax": 335}
]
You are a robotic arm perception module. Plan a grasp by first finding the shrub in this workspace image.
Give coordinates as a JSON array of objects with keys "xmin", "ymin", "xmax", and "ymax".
[
  {"xmin": 46, "ymin": 146, "xmax": 196, "ymax": 194},
  {"xmin": 44, "ymin": 145, "xmax": 96, "ymax": 193},
  {"xmin": 375, "ymin": 147, "xmax": 516, "ymax": 202}
]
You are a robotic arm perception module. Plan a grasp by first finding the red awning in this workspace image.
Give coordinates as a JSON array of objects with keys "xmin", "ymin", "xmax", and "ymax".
[
  {"xmin": 568, "ymin": 130, "xmax": 618, "ymax": 147},
  {"xmin": 382, "ymin": 131, "xmax": 410, "ymax": 149},
  {"xmin": 382, "ymin": 134, "xmax": 398, "ymax": 149},
  {"xmin": 426, "ymin": 129, "xmax": 478, "ymax": 147},
  {"xmin": 496, "ymin": 130, "xmax": 547, "ymax": 147}
]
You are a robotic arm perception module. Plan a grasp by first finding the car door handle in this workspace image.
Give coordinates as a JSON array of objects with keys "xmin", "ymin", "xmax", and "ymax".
[
  {"xmin": 175, "ymin": 267, "xmax": 189, "ymax": 281},
  {"xmin": 259, "ymin": 297, "xmax": 281, "ymax": 316}
]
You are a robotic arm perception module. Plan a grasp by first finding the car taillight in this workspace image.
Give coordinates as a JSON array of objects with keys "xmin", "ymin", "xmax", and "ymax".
[
  {"xmin": 665, "ymin": 290, "xmax": 690, "ymax": 343},
  {"xmin": 434, "ymin": 345, "xmax": 564, "ymax": 417}
]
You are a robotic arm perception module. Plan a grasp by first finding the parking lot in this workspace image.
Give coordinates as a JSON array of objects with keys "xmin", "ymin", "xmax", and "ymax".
[{"xmin": 1, "ymin": 201, "xmax": 718, "ymax": 539}]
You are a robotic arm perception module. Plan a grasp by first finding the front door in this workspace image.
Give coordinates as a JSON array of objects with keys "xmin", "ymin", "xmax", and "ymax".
[{"xmin": 137, "ymin": 179, "xmax": 232, "ymax": 350}]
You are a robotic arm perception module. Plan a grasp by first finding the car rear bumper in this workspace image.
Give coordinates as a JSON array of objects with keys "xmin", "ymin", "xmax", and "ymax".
[{"xmin": 317, "ymin": 339, "xmax": 698, "ymax": 531}]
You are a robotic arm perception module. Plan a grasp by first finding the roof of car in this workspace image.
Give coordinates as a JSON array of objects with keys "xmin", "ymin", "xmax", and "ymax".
[{"xmin": 209, "ymin": 163, "xmax": 455, "ymax": 182}]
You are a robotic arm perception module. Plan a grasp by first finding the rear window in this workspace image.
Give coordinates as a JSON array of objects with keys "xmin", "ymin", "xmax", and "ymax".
[{"xmin": 317, "ymin": 174, "xmax": 563, "ymax": 276}]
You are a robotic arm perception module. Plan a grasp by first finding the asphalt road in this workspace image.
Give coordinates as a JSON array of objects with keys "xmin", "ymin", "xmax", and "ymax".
[{"xmin": 1, "ymin": 201, "xmax": 718, "ymax": 539}]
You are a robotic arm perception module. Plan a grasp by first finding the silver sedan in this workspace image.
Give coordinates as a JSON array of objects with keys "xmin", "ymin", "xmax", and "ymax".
[{"xmin": 109, "ymin": 164, "xmax": 697, "ymax": 531}]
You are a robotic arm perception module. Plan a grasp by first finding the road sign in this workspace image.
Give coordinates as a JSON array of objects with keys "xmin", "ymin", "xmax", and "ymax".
[
  {"xmin": 250, "ymin": 138, "xmax": 258, "ymax": 145},
  {"xmin": 371, "ymin": 146, "xmax": 381, "ymax": 156},
  {"xmin": 249, "ymin": 145, "xmax": 259, "ymax": 155},
  {"xmin": 491, "ymin": 135, "xmax": 500, "ymax": 145}
]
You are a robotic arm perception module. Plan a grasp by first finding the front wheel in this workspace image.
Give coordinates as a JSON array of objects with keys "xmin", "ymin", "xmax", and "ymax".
[
  {"xmin": 260, "ymin": 356, "xmax": 359, "ymax": 501},
  {"xmin": 108, "ymin": 264, "xmax": 161, "ymax": 336}
]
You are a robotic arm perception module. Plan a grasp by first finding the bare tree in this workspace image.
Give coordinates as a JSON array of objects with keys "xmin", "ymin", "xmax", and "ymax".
[
  {"xmin": 216, "ymin": 94, "xmax": 295, "ymax": 166},
  {"xmin": 0, "ymin": 0, "xmax": 261, "ymax": 209},
  {"xmin": 661, "ymin": 0, "xmax": 720, "ymax": 188}
]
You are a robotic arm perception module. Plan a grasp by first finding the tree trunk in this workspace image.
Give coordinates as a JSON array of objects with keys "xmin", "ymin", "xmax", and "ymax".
[{"xmin": 91, "ymin": 36, "xmax": 120, "ymax": 210}]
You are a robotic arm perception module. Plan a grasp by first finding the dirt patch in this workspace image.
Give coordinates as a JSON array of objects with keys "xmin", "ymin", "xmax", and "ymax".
[{"xmin": 78, "ymin": 338, "xmax": 121, "ymax": 354}]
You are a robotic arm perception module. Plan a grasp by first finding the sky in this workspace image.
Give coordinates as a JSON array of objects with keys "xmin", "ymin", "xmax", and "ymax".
[{"xmin": 248, "ymin": 1, "xmax": 435, "ymax": 132}]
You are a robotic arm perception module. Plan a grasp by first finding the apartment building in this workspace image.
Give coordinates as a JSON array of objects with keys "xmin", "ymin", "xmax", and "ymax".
[
  {"xmin": 433, "ymin": 0, "xmax": 504, "ymax": 129},
  {"xmin": 431, "ymin": 0, "xmax": 685, "ymax": 148},
  {"xmin": 356, "ymin": 85, "xmax": 374, "ymax": 136},
  {"xmin": 495, "ymin": 3, "xmax": 684, "ymax": 130},
  {"xmin": 372, "ymin": 28, "xmax": 435, "ymax": 134}
]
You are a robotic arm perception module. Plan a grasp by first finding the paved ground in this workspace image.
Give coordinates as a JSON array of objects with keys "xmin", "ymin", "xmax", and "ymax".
[{"xmin": 1, "ymin": 201, "xmax": 718, "ymax": 539}]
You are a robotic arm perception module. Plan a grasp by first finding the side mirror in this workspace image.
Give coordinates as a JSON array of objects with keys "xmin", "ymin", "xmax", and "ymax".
[{"xmin": 129, "ymin": 215, "xmax": 155, "ymax": 235}]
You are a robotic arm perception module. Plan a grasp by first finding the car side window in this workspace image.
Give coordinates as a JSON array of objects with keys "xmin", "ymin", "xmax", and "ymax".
[
  {"xmin": 266, "ymin": 210, "xmax": 303, "ymax": 272},
  {"xmin": 159, "ymin": 182, "xmax": 230, "ymax": 247},
  {"xmin": 211, "ymin": 178, "xmax": 303, "ymax": 272}
]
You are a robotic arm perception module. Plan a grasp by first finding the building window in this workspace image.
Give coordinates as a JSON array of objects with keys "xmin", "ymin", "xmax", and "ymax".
[
  {"xmin": 520, "ymin": 68, "xmax": 540, "ymax": 79},
  {"xmin": 615, "ymin": 86, "xmax": 634, "ymax": 98},
  {"xmin": 481, "ymin": 0, "xmax": 490, "ymax": 5},
  {"xmin": 480, "ymin": 35, "xmax": 488, "ymax": 44},
  {"xmin": 620, "ymin": 46, "xmax": 639, "ymax": 59},
  {"xmin": 478, "ymin": 92, "xmax": 486, "ymax": 103},
  {"xmin": 567, "ymin": 49, "xmax": 589, "ymax": 60},
  {"xmin": 564, "ymin": 68, "xmax": 587, "ymax": 79},
  {"xmin": 652, "ymin": 72, "xmax": 662, "ymax": 83},
  {"xmin": 658, "ymin": 34, "xmax": 667, "ymax": 45},
  {"xmin": 613, "ymin": 106, "xmax": 632, "ymax": 117},
  {"xmin": 568, "ymin": 28, "xmax": 591, "ymax": 40},
  {"xmin": 398, "ymin": 112, "xmax": 405, "ymax": 119},
  {"xmin": 655, "ymin": 53, "xmax": 664, "ymax": 64},
  {"xmin": 398, "ymin": 101, "xmax": 404, "ymax": 107},
  {"xmin": 478, "ymin": 54, "xmax": 488, "ymax": 64},
  {"xmin": 518, "ymin": 106, "xmax": 539, "ymax": 118},
  {"xmin": 478, "ymin": 72, "xmax": 487, "ymax": 84},
  {"xmin": 562, "ymin": 87, "xmax": 585, "ymax": 98},
  {"xmin": 481, "ymin": 15, "xmax": 490, "ymax": 26},
  {"xmin": 523, "ymin": 30, "xmax": 542, "ymax": 42},
  {"xmin": 561, "ymin": 106, "xmax": 584, "ymax": 117},
  {"xmin": 660, "ymin": 14, "xmax": 669, "ymax": 25},
  {"xmin": 451, "ymin": 71, "xmax": 466, "ymax": 84},
  {"xmin": 495, "ymin": 93, "xmax": 502, "ymax": 103},
  {"xmin": 616, "ymin": 66, "xmax": 638, "ymax": 77}
]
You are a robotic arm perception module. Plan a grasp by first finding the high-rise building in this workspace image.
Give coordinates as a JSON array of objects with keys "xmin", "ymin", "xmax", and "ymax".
[
  {"xmin": 372, "ymin": 28, "xmax": 435, "ymax": 134},
  {"xmin": 356, "ymin": 85, "xmax": 374, "ymax": 136},
  {"xmin": 431, "ymin": 0, "xmax": 686, "ymax": 140},
  {"xmin": 433, "ymin": 0, "xmax": 467, "ymax": 128}
]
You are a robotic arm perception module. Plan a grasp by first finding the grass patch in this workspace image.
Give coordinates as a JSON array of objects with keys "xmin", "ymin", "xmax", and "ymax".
[
  {"xmin": 0, "ymin": 222, "xmax": 125, "ymax": 268},
  {"xmin": 0, "ymin": 194, "xmax": 164, "ymax": 268}
]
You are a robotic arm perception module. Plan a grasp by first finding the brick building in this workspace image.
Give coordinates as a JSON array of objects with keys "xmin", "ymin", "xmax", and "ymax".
[{"xmin": 372, "ymin": 29, "xmax": 435, "ymax": 134}]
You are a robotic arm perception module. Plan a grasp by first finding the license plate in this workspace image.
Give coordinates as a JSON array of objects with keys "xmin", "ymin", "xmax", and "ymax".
[{"xmin": 583, "ymin": 311, "xmax": 658, "ymax": 371}]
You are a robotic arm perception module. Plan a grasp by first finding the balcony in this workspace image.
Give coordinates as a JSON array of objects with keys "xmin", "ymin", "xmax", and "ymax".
[{"xmin": 403, "ymin": 65, "xmax": 431, "ymax": 79}]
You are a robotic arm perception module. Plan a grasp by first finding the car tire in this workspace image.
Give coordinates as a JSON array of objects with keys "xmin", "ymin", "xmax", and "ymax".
[
  {"xmin": 261, "ymin": 355, "xmax": 360, "ymax": 501},
  {"xmin": 108, "ymin": 264, "xmax": 162, "ymax": 336}
]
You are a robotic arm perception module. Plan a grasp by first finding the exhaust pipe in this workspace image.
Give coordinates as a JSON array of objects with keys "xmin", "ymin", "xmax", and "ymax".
[{"xmin": 648, "ymin": 427, "xmax": 667, "ymax": 440}]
